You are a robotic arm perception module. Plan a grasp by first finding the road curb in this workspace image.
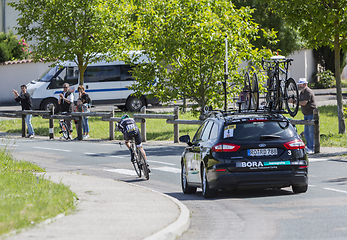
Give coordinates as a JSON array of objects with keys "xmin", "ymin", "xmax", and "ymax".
[{"xmin": 127, "ymin": 183, "xmax": 191, "ymax": 240}]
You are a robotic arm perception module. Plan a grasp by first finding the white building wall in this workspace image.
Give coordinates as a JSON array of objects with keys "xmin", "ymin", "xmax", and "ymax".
[
  {"xmin": 1, "ymin": 0, "xmax": 20, "ymax": 34},
  {"xmin": 287, "ymin": 49, "xmax": 317, "ymax": 83},
  {"xmin": 0, "ymin": 61, "xmax": 53, "ymax": 105}
]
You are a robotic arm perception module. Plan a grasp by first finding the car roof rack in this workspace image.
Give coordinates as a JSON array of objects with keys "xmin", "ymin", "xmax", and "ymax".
[{"xmin": 200, "ymin": 106, "xmax": 290, "ymax": 121}]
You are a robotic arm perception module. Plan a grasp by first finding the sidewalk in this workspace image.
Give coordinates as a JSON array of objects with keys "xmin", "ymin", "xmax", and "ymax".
[{"xmin": 5, "ymin": 170, "xmax": 190, "ymax": 240}]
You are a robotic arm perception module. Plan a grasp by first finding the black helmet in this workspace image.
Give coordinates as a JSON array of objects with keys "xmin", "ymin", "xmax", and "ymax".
[{"xmin": 121, "ymin": 114, "xmax": 129, "ymax": 120}]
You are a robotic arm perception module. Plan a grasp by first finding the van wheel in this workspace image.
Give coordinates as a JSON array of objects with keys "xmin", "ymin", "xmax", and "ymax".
[
  {"xmin": 41, "ymin": 99, "xmax": 58, "ymax": 113},
  {"xmin": 126, "ymin": 96, "xmax": 145, "ymax": 112}
]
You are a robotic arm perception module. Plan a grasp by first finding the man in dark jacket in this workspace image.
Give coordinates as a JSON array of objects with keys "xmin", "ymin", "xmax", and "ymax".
[
  {"xmin": 298, "ymin": 78, "xmax": 317, "ymax": 154},
  {"xmin": 13, "ymin": 85, "xmax": 35, "ymax": 138}
]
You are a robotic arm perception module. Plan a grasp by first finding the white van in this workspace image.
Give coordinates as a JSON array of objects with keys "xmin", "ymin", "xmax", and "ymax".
[{"xmin": 26, "ymin": 57, "xmax": 159, "ymax": 112}]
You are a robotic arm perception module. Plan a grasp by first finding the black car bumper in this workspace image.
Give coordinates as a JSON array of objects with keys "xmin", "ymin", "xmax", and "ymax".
[{"xmin": 208, "ymin": 170, "xmax": 308, "ymax": 190}]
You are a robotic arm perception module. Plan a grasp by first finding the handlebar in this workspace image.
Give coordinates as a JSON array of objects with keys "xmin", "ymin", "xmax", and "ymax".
[{"xmin": 261, "ymin": 57, "xmax": 293, "ymax": 71}]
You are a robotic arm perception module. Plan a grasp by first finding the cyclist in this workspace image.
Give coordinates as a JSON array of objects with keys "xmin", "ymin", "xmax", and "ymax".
[{"xmin": 116, "ymin": 115, "xmax": 150, "ymax": 172}]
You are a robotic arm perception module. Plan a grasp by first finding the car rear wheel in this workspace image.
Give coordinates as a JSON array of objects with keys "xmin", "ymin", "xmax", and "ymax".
[
  {"xmin": 201, "ymin": 167, "xmax": 217, "ymax": 198},
  {"xmin": 181, "ymin": 163, "xmax": 197, "ymax": 194},
  {"xmin": 292, "ymin": 184, "xmax": 308, "ymax": 194}
]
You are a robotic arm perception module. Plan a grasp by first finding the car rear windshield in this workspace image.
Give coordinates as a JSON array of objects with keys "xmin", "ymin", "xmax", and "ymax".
[{"xmin": 223, "ymin": 121, "xmax": 296, "ymax": 141}]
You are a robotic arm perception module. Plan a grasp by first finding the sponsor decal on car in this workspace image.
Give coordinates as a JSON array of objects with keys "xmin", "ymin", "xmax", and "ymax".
[
  {"xmin": 236, "ymin": 161, "xmax": 280, "ymax": 170},
  {"xmin": 224, "ymin": 125, "xmax": 236, "ymax": 138}
]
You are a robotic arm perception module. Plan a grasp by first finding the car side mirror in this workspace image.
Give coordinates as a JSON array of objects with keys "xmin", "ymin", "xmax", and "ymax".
[{"xmin": 179, "ymin": 135, "xmax": 192, "ymax": 146}]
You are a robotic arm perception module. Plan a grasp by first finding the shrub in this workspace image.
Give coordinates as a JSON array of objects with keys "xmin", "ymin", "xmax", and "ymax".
[
  {"xmin": 312, "ymin": 70, "xmax": 335, "ymax": 89},
  {"xmin": 0, "ymin": 30, "xmax": 30, "ymax": 63}
]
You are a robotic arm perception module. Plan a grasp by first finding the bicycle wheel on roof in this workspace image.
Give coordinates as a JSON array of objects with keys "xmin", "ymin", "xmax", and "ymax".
[
  {"xmin": 242, "ymin": 72, "xmax": 251, "ymax": 110},
  {"xmin": 285, "ymin": 78, "xmax": 299, "ymax": 117},
  {"xmin": 250, "ymin": 72, "xmax": 259, "ymax": 111}
]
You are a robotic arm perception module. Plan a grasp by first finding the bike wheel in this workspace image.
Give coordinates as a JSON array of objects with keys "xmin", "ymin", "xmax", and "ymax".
[
  {"xmin": 265, "ymin": 72, "xmax": 278, "ymax": 111},
  {"xmin": 243, "ymin": 72, "xmax": 251, "ymax": 110},
  {"xmin": 285, "ymin": 78, "xmax": 299, "ymax": 117},
  {"xmin": 250, "ymin": 72, "xmax": 259, "ymax": 110},
  {"xmin": 61, "ymin": 122, "xmax": 69, "ymax": 140},
  {"xmin": 131, "ymin": 144, "xmax": 141, "ymax": 178},
  {"xmin": 138, "ymin": 148, "xmax": 149, "ymax": 180}
]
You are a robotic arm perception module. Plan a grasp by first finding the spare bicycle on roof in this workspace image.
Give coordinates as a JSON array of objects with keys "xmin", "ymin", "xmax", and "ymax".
[
  {"xmin": 261, "ymin": 56, "xmax": 299, "ymax": 117},
  {"xmin": 236, "ymin": 56, "xmax": 299, "ymax": 117}
]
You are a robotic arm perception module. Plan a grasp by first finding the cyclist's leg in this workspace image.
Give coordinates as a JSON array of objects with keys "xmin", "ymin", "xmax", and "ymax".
[{"xmin": 123, "ymin": 133, "xmax": 135, "ymax": 161}]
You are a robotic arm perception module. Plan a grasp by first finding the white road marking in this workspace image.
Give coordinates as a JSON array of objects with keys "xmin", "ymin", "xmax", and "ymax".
[
  {"xmin": 147, "ymin": 160, "xmax": 175, "ymax": 166},
  {"xmin": 34, "ymin": 147, "xmax": 71, "ymax": 152},
  {"xmin": 324, "ymin": 187, "xmax": 347, "ymax": 194},
  {"xmin": 104, "ymin": 169, "xmax": 138, "ymax": 176},
  {"xmin": 0, "ymin": 143, "xmax": 18, "ymax": 147},
  {"xmin": 152, "ymin": 166, "xmax": 181, "ymax": 174},
  {"xmin": 309, "ymin": 158, "xmax": 330, "ymax": 162},
  {"xmin": 110, "ymin": 155, "xmax": 126, "ymax": 158}
]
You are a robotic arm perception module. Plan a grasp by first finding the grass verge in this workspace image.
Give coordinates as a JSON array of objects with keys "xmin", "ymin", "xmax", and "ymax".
[{"xmin": 0, "ymin": 147, "xmax": 77, "ymax": 236}]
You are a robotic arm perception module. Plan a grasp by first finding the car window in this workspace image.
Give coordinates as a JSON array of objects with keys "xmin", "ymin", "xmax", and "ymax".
[
  {"xmin": 210, "ymin": 122, "xmax": 220, "ymax": 139},
  {"xmin": 193, "ymin": 121, "xmax": 208, "ymax": 142},
  {"xmin": 224, "ymin": 121, "xmax": 296, "ymax": 140},
  {"xmin": 201, "ymin": 121, "xmax": 213, "ymax": 141}
]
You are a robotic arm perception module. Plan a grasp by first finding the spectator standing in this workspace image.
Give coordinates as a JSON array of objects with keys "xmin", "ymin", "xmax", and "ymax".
[
  {"xmin": 78, "ymin": 85, "xmax": 91, "ymax": 139},
  {"xmin": 298, "ymin": 78, "xmax": 317, "ymax": 154},
  {"xmin": 58, "ymin": 83, "xmax": 74, "ymax": 134},
  {"xmin": 12, "ymin": 85, "xmax": 35, "ymax": 138}
]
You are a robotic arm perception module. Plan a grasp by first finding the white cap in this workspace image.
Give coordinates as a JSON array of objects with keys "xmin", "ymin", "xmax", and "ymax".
[{"xmin": 298, "ymin": 78, "xmax": 308, "ymax": 84}]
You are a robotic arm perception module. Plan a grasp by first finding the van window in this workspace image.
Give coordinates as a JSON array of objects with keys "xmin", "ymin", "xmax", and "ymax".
[
  {"xmin": 39, "ymin": 66, "xmax": 60, "ymax": 82},
  {"xmin": 84, "ymin": 66, "xmax": 121, "ymax": 83},
  {"xmin": 121, "ymin": 65, "xmax": 135, "ymax": 81},
  {"xmin": 47, "ymin": 67, "xmax": 78, "ymax": 89}
]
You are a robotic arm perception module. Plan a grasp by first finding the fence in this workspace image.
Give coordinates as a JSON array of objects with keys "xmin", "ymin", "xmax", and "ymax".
[{"xmin": 0, "ymin": 107, "xmax": 320, "ymax": 153}]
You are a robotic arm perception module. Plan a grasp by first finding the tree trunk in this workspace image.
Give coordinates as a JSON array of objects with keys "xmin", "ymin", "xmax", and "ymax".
[
  {"xmin": 77, "ymin": 53, "xmax": 86, "ymax": 86},
  {"xmin": 334, "ymin": 30, "xmax": 345, "ymax": 134}
]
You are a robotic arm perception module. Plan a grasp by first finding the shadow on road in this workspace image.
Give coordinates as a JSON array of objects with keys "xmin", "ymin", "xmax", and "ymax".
[{"xmin": 166, "ymin": 188, "xmax": 294, "ymax": 201}]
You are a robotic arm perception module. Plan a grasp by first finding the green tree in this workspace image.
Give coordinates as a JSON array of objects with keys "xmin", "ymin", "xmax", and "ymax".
[
  {"xmin": 269, "ymin": 0, "xmax": 347, "ymax": 134},
  {"xmin": 9, "ymin": 0, "xmax": 130, "ymax": 85},
  {"xmin": 128, "ymin": 0, "xmax": 274, "ymax": 114},
  {"xmin": 233, "ymin": 0, "xmax": 304, "ymax": 56}
]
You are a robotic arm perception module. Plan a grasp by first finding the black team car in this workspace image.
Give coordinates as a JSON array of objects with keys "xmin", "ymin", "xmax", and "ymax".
[{"xmin": 179, "ymin": 111, "xmax": 308, "ymax": 198}]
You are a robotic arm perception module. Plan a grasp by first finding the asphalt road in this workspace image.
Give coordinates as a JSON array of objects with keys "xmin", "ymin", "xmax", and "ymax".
[{"xmin": 5, "ymin": 137, "xmax": 347, "ymax": 240}]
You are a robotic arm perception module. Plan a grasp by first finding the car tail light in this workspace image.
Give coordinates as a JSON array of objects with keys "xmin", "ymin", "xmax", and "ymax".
[
  {"xmin": 212, "ymin": 143, "xmax": 241, "ymax": 152},
  {"xmin": 249, "ymin": 118, "xmax": 268, "ymax": 122},
  {"xmin": 283, "ymin": 139, "xmax": 305, "ymax": 149}
]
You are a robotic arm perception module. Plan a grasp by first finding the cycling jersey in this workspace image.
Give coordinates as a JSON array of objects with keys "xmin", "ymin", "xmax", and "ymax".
[{"xmin": 119, "ymin": 118, "xmax": 142, "ymax": 146}]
